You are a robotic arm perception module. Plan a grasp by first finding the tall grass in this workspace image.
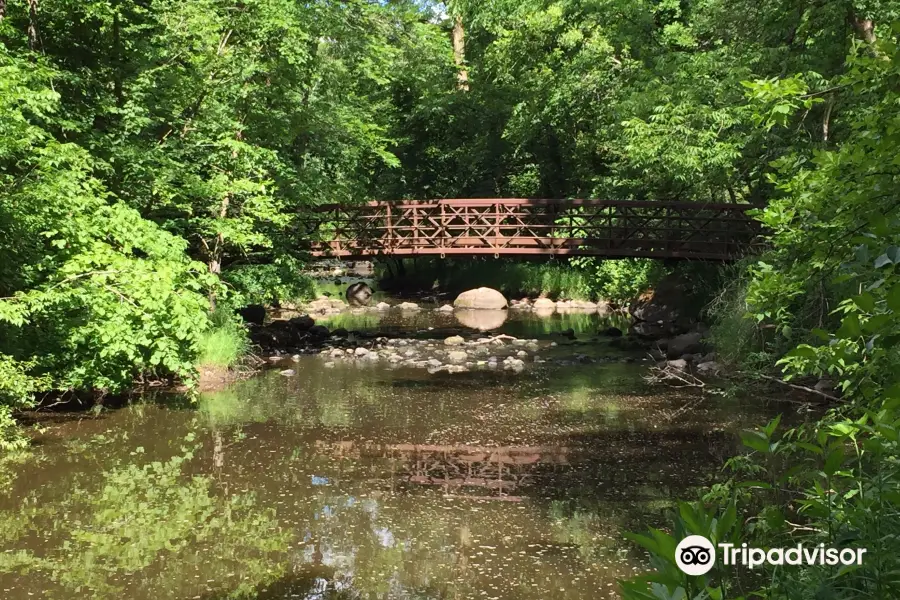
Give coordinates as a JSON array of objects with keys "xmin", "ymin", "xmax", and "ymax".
[{"xmin": 196, "ymin": 311, "xmax": 250, "ymax": 369}]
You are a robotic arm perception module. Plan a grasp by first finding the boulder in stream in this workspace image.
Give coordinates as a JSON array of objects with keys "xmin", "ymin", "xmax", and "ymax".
[
  {"xmin": 308, "ymin": 325, "xmax": 330, "ymax": 338},
  {"xmin": 665, "ymin": 331, "xmax": 704, "ymax": 359},
  {"xmin": 288, "ymin": 315, "xmax": 315, "ymax": 331},
  {"xmin": 238, "ymin": 304, "xmax": 266, "ymax": 326},
  {"xmin": 453, "ymin": 287, "xmax": 508, "ymax": 310},
  {"xmin": 532, "ymin": 298, "xmax": 556, "ymax": 311}
]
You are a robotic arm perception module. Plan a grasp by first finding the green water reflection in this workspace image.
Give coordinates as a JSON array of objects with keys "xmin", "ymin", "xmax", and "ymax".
[
  {"xmin": 312, "ymin": 307, "xmax": 630, "ymax": 339},
  {"xmin": 0, "ymin": 350, "xmax": 791, "ymax": 599}
]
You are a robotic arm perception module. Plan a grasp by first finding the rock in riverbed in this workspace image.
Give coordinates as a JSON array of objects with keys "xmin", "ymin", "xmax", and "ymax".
[
  {"xmin": 696, "ymin": 361, "xmax": 722, "ymax": 376},
  {"xmin": 665, "ymin": 331, "xmax": 704, "ymax": 359},
  {"xmin": 454, "ymin": 287, "xmax": 508, "ymax": 310},
  {"xmin": 447, "ymin": 350, "xmax": 468, "ymax": 363},
  {"xmin": 532, "ymin": 298, "xmax": 555, "ymax": 310}
]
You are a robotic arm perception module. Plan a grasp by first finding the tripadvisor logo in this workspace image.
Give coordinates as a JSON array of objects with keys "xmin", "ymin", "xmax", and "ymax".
[
  {"xmin": 675, "ymin": 535, "xmax": 716, "ymax": 576},
  {"xmin": 675, "ymin": 536, "xmax": 868, "ymax": 575}
]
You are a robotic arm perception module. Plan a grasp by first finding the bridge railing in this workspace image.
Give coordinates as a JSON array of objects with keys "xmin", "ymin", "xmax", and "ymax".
[{"xmin": 297, "ymin": 199, "xmax": 765, "ymax": 260}]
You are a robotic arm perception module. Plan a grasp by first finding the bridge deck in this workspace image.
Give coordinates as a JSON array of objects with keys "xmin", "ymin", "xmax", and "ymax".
[{"xmin": 299, "ymin": 199, "xmax": 764, "ymax": 260}]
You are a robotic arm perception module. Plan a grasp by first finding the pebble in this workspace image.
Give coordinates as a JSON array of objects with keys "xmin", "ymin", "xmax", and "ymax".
[{"xmin": 447, "ymin": 351, "xmax": 467, "ymax": 363}]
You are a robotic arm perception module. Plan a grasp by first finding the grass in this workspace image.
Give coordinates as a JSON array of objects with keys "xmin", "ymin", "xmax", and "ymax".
[{"xmin": 196, "ymin": 311, "xmax": 250, "ymax": 369}]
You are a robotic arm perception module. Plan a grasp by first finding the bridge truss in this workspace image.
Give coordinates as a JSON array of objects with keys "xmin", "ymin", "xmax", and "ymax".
[{"xmin": 299, "ymin": 199, "xmax": 764, "ymax": 261}]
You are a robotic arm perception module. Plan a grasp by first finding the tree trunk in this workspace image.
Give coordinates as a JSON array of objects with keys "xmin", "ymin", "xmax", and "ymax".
[
  {"xmin": 822, "ymin": 94, "xmax": 834, "ymax": 142},
  {"xmin": 207, "ymin": 194, "xmax": 230, "ymax": 311},
  {"xmin": 0, "ymin": 1, "xmax": 7, "ymax": 22},
  {"xmin": 452, "ymin": 14, "xmax": 469, "ymax": 90},
  {"xmin": 113, "ymin": 7, "xmax": 123, "ymax": 107},
  {"xmin": 851, "ymin": 15, "xmax": 876, "ymax": 43},
  {"xmin": 27, "ymin": 0, "xmax": 39, "ymax": 50}
]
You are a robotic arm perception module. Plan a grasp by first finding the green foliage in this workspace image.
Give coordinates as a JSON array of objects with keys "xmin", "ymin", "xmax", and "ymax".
[
  {"xmin": 0, "ymin": 46, "xmax": 216, "ymax": 407},
  {"xmin": 624, "ymin": 21, "xmax": 900, "ymax": 600},
  {"xmin": 620, "ymin": 500, "xmax": 742, "ymax": 600},
  {"xmin": 196, "ymin": 311, "xmax": 250, "ymax": 370},
  {"xmin": 575, "ymin": 258, "xmax": 664, "ymax": 305},
  {"xmin": 0, "ymin": 356, "xmax": 39, "ymax": 451},
  {"xmin": 221, "ymin": 259, "xmax": 317, "ymax": 308}
]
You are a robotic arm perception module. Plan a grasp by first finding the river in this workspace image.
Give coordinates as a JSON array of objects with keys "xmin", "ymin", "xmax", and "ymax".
[{"xmin": 0, "ymin": 308, "xmax": 790, "ymax": 599}]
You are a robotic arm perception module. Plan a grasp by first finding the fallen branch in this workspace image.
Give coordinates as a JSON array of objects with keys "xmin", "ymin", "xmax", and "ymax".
[
  {"xmin": 643, "ymin": 357, "xmax": 706, "ymax": 389},
  {"xmin": 757, "ymin": 374, "xmax": 843, "ymax": 403},
  {"xmin": 470, "ymin": 334, "xmax": 518, "ymax": 346}
]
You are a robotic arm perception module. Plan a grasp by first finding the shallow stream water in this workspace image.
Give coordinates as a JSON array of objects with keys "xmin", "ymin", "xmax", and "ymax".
[{"xmin": 0, "ymin": 309, "xmax": 791, "ymax": 599}]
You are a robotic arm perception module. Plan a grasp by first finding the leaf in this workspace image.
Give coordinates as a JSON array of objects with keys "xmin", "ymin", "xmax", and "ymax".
[
  {"xmin": 836, "ymin": 314, "xmax": 862, "ymax": 339},
  {"xmin": 763, "ymin": 414, "xmax": 782, "ymax": 438},
  {"xmin": 888, "ymin": 246, "xmax": 900, "ymax": 263},
  {"xmin": 740, "ymin": 430, "xmax": 770, "ymax": 453},
  {"xmin": 853, "ymin": 292, "xmax": 875, "ymax": 312},
  {"xmin": 811, "ymin": 328, "xmax": 830, "ymax": 341},
  {"xmin": 830, "ymin": 422, "xmax": 856, "ymax": 437},
  {"xmin": 736, "ymin": 480, "xmax": 773, "ymax": 490},
  {"xmin": 888, "ymin": 283, "xmax": 900, "ymax": 312},
  {"xmin": 824, "ymin": 446, "xmax": 845, "ymax": 476},
  {"xmin": 794, "ymin": 442, "xmax": 824, "ymax": 455},
  {"xmin": 875, "ymin": 254, "xmax": 893, "ymax": 268},
  {"xmin": 716, "ymin": 501, "xmax": 737, "ymax": 542},
  {"xmin": 786, "ymin": 345, "xmax": 817, "ymax": 358}
]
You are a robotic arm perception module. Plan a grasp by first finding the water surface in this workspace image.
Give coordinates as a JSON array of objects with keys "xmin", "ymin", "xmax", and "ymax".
[{"xmin": 0, "ymin": 313, "xmax": 791, "ymax": 599}]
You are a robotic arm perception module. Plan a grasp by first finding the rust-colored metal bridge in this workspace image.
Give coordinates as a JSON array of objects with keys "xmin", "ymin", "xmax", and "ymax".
[{"xmin": 300, "ymin": 199, "xmax": 764, "ymax": 261}]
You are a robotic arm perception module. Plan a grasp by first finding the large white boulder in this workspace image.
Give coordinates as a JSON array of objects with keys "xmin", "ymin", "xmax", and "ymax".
[
  {"xmin": 532, "ymin": 298, "xmax": 556, "ymax": 310},
  {"xmin": 453, "ymin": 287, "xmax": 508, "ymax": 310}
]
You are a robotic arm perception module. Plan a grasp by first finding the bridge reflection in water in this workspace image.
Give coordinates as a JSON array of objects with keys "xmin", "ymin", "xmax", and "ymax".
[{"xmin": 315, "ymin": 441, "xmax": 572, "ymax": 501}]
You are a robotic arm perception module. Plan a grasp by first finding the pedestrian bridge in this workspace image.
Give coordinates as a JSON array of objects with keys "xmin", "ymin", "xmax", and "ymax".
[{"xmin": 300, "ymin": 199, "xmax": 764, "ymax": 261}]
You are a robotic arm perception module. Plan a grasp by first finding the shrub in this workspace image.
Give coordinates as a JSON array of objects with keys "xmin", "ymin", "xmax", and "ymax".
[{"xmin": 195, "ymin": 312, "xmax": 250, "ymax": 369}]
